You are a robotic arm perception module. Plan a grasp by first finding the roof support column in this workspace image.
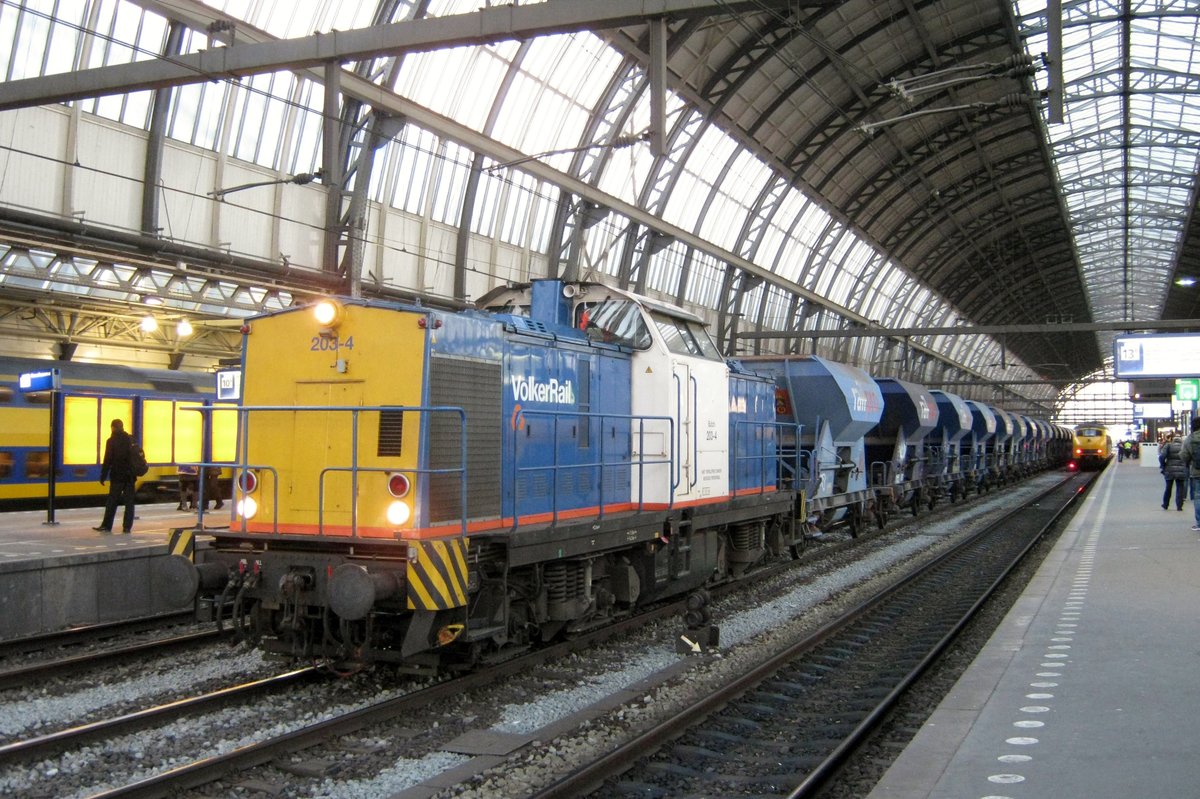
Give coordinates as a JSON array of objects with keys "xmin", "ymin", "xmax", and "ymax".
[
  {"xmin": 322, "ymin": 61, "xmax": 347, "ymax": 290},
  {"xmin": 648, "ymin": 17, "xmax": 667, "ymax": 158},
  {"xmin": 141, "ymin": 20, "xmax": 185, "ymax": 237}
]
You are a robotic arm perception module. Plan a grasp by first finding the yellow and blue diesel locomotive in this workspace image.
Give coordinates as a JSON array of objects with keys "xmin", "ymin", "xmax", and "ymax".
[
  {"xmin": 0, "ymin": 356, "xmax": 235, "ymax": 507},
  {"xmin": 1071, "ymin": 423, "xmax": 1113, "ymax": 470},
  {"xmin": 161, "ymin": 280, "xmax": 1071, "ymax": 670},
  {"xmin": 166, "ymin": 280, "xmax": 799, "ymax": 669}
]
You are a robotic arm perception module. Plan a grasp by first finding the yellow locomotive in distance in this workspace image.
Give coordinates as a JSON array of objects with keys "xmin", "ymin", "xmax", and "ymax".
[{"xmin": 1071, "ymin": 424, "xmax": 1113, "ymax": 470}]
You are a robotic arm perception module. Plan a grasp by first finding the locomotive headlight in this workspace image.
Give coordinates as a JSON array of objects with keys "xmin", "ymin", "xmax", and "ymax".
[
  {"xmin": 313, "ymin": 298, "xmax": 343, "ymax": 327},
  {"xmin": 237, "ymin": 496, "xmax": 259, "ymax": 520},
  {"xmin": 386, "ymin": 500, "xmax": 411, "ymax": 527}
]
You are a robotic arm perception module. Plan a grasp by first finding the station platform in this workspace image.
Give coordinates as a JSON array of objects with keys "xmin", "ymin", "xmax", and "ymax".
[
  {"xmin": 0, "ymin": 502, "xmax": 224, "ymax": 640},
  {"xmin": 868, "ymin": 456, "xmax": 1200, "ymax": 798}
]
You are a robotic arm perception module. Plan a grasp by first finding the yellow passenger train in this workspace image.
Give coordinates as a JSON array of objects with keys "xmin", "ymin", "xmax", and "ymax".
[
  {"xmin": 0, "ymin": 355, "xmax": 236, "ymax": 507},
  {"xmin": 1071, "ymin": 423, "xmax": 1113, "ymax": 470}
]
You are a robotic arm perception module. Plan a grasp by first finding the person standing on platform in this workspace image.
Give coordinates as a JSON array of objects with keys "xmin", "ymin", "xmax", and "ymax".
[
  {"xmin": 1180, "ymin": 417, "xmax": 1200, "ymax": 532},
  {"xmin": 177, "ymin": 463, "xmax": 198, "ymax": 511},
  {"xmin": 1159, "ymin": 432, "xmax": 1187, "ymax": 511},
  {"xmin": 93, "ymin": 419, "xmax": 136, "ymax": 534},
  {"xmin": 203, "ymin": 467, "xmax": 224, "ymax": 511}
]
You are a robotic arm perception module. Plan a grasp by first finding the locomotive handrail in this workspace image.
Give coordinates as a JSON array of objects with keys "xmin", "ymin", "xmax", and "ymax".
[
  {"xmin": 509, "ymin": 408, "xmax": 675, "ymax": 529},
  {"xmin": 175, "ymin": 460, "xmax": 239, "ymax": 528},
  {"xmin": 214, "ymin": 404, "xmax": 469, "ymax": 539},
  {"xmin": 730, "ymin": 420, "xmax": 803, "ymax": 496},
  {"xmin": 673, "ymin": 372, "xmax": 683, "ymax": 491},
  {"xmin": 690, "ymin": 374, "xmax": 699, "ymax": 491}
]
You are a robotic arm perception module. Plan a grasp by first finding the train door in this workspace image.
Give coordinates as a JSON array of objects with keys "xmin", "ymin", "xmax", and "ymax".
[
  {"xmin": 673, "ymin": 361, "xmax": 693, "ymax": 498},
  {"xmin": 288, "ymin": 381, "xmax": 364, "ymax": 516}
]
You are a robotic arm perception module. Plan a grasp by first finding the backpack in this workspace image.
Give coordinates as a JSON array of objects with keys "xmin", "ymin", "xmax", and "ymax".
[{"xmin": 132, "ymin": 444, "xmax": 149, "ymax": 477}]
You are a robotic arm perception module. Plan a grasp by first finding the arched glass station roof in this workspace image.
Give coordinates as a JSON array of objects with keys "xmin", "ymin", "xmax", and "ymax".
[{"xmin": 0, "ymin": 0, "xmax": 1197, "ymax": 423}]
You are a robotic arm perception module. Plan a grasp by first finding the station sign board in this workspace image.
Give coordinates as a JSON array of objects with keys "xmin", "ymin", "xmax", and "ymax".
[
  {"xmin": 1133, "ymin": 402, "xmax": 1173, "ymax": 419},
  {"xmin": 1176, "ymin": 378, "xmax": 1200, "ymax": 402},
  {"xmin": 18, "ymin": 369, "xmax": 60, "ymax": 391},
  {"xmin": 1114, "ymin": 333, "xmax": 1200, "ymax": 378}
]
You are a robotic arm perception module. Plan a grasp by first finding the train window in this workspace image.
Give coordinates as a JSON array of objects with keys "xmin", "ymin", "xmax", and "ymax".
[
  {"xmin": 377, "ymin": 410, "xmax": 404, "ymax": 457},
  {"xmin": 688, "ymin": 321, "xmax": 722, "ymax": 359},
  {"xmin": 25, "ymin": 450, "xmax": 49, "ymax": 479},
  {"xmin": 578, "ymin": 300, "xmax": 651, "ymax": 349},
  {"xmin": 24, "ymin": 390, "xmax": 52, "ymax": 405},
  {"xmin": 0, "ymin": 451, "xmax": 11, "ymax": 479},
  {"xmin": 652, "ymin": 314, "xmax": 723, "ymax": 361},
  {"xmin": 655, "ymin": 316, "xmax": 699, "ymax": 356},
  {"xmin": 0, "ymin": 386, "xmax": 12, "ymax": 403}
]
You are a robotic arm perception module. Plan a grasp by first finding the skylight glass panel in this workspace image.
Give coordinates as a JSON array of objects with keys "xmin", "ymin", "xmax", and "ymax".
[
  {"xmin": 398, "ymin": 45, "xmax": 513, "ymax": 131},
  {"xmin": 661, "ymin": 126, "xmax": 738, "ymax": 233},
  {"xmin": 209, "ymin": 0, "xmax": 374, "ymax": 37},
  {"xmin": 1015, "ymin": 0, "xmax": 1200, "ymax": 336}
]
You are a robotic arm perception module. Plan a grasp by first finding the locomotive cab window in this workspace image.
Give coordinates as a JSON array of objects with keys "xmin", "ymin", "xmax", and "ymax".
[
  {"xmin": 574, "ymin": 300, "xmax": 651, "ymax": 349},
  {"xmin": 652, "ymin": 314, "xmax": 722, "ymax": 360}
]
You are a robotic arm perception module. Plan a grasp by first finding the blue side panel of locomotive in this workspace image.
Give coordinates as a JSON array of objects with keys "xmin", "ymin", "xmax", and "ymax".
[
  {"xmin": 727, "ymin": 364, "xmax": 777, "ymax": 494},
  {"xmin": 425, "ymin": 291, "xmax": 633, "ymax": 527},
  {"xmin": 501, "ymin": 336, "xmax": 632, "ymax": 521}
]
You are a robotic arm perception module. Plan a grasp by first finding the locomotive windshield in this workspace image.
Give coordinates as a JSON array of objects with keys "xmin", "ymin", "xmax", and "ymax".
[
  {"xmin": 652, "ymin": 313, "xmax": 722, "ymax": 360},
  {"xmin": 575, "ymin": 299, "xmax": 652, "ymax": 349}
]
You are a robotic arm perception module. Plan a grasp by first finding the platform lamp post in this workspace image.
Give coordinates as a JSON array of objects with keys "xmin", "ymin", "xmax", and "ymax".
[{"xmin": 19, "ymin": 369, "xmax": 62, "ymax": 525}]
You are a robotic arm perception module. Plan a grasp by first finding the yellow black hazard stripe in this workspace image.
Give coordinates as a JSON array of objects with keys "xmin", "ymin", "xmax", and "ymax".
[
  {"xmin": 406, "ymin": 538, "xmax": 469, "ymax": 610},
  {"xmin": 168, "ymin": 527, "xmax": 195, "ymax": 559}
]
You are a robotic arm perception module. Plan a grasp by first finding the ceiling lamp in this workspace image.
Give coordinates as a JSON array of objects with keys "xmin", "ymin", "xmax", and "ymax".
[
  {"xmin": 140, "ymin": 315, "xmax": 158, "ymax": 333},
  {"xmin": 176, "ymin": 319, "xmax": 194, "ymax": 337}
]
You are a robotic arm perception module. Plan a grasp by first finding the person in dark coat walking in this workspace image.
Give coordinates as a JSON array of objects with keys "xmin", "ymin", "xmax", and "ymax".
[
  {"xmin": 1180, "ymin": 418, "xmax": 1200, "ymax": 532},
  {"xmin": 1159, "ymin": 432, "xmax": 1188, "ymax": 511},
  {"xmin": 94, "ymin": 419, "xmax": 136, "ymax": 534}
]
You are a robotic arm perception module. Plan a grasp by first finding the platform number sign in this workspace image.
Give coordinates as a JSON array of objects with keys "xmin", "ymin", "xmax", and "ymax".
[
  {"xmin": 216, "ymin": 369, "xmax": 242, "ymax": 401},
  {"xmin": 1176, "ymin": 378, "xmax": 1200, "ymax": 402}
]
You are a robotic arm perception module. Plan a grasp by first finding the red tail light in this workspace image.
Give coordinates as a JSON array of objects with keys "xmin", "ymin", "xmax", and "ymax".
[
  {"xmin": 387, "ymin": 472, "xmax": 411, "ymax": 497},
  {"xmin": 238, "ymin": 470, "xmax": 258, "ymax": 493}
]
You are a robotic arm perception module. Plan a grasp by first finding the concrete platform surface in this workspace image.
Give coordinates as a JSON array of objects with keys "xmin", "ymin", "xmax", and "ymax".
[
  {"xmin": 868, "ymin": 459, "xmax": 1200, "ymax": 798},
  {"xmin": 0, "ymin": 502, "xmax": 225, "ymax": 639}
]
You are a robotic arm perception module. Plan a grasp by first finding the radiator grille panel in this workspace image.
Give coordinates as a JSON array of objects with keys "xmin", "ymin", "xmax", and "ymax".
[{"xmin": 428, "ymin": 357, "xmax": 502, "ymax": 524}]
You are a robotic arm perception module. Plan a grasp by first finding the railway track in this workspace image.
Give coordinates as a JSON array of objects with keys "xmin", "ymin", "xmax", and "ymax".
[
  {"xmin": 0, "ymin": 629, "xmax": 219, "ymax": 690},
  {"xmin": 36, "ymin": 541, "xmax": 858, "ymax": 798},
  {"xmin": 0, "ymin": 473, "xmax": 1063, "ymax": 798},
  {"xmin": 527, "ymin": 471, "xmax": 1092, "ymax": 799},
  {"xmin": 0, "ymin": 668, "xmax": 318, "ymax": 769},
  {"xmin": 0, "ymin": 611, "xmax": 198, "ymax": 661}
]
